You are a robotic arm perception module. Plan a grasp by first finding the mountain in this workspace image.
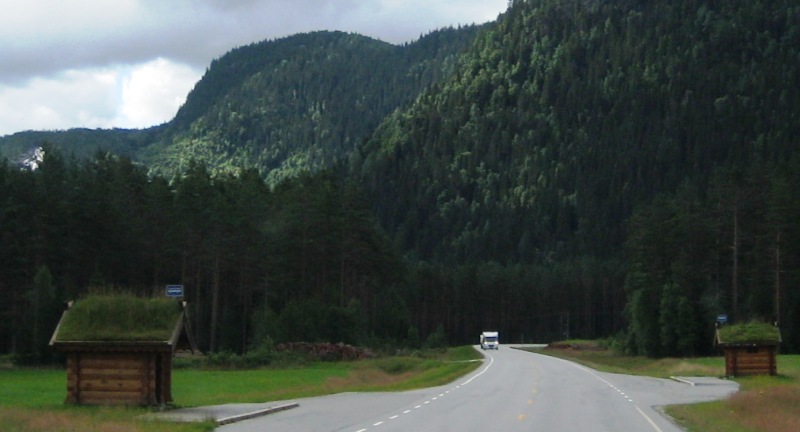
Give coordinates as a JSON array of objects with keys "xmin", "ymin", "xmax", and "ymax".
[
  {"xmin": 0, "ymin": 27, "xmax": 485, "ymax": 184},
  {"xmin": 353, "ymin": 0, "xmax": 800, "ymax": 354},
  {"xmin": 357, "ymin": 0, "xmax": 800, "ymax": 263},
  {"xmin": 142, "ymin": 28, "xmax": 484, "ymax": 183}
]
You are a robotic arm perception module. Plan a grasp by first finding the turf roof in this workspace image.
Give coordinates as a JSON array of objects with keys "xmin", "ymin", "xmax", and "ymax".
[
  {"xmin": 717, "ymin": 321, "xmax": 781, "ymax": 344},
  {"xmin": 54, "ymin": 294, "xmax": 182, "ymax": 342}
]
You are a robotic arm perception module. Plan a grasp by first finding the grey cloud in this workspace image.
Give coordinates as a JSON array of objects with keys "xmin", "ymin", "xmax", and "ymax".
[
  {"xmin": 1, "ymin": 0, "xmax": 361, "ymax": 84},
  {"xmin": 0, "ymin": 0, "xmax": 508, "ymax": 85}
]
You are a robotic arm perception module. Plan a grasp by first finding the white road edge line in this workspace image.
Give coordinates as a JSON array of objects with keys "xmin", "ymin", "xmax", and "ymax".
[
  {"xmin": 352, "ymin": 352, "xmax": 495, "ymax": 432},
  {"xmin": 561, "ymin": 357, "xmax": 664, "ymax": 432},
  {"xmin": 635, "ymin": 406, "xmax": 664, "ymax": 432},
  {"xmin": 461, "ymin": 353, "xmax": 494, "ymax": 385}
]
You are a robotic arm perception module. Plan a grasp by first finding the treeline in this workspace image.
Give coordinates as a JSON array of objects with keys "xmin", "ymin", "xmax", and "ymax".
[
  {"xmin": 0, "ymin": 150, "xmax": 406, "ymax": 362},
  {"xmin": 0, "ymin": 149, "xmax": 627, "ymax": 363},
  {"xmin": 624, "ymin": 159, "xmax": 800, "ymax": 356},
  {"xmin": 0, "ymin": 127, "xmax": 158, "ymax": 163},
  {"xmin": 8, "ymin": 150, "xmax": 798, "ymax": 362},
  {"xmin": 0, "ymin": 150, "xmax": 622, "ymax": 361}
]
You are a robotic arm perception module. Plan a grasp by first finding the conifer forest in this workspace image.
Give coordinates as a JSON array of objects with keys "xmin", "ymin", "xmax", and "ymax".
[{"xmin": 2, "ymin": 0, "xmax": 799, "ymax": 362}]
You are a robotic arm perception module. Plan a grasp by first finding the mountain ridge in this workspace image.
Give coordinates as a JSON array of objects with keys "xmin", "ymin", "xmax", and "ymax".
[{"xmin": 0, "ymin": 26, "xmax": 487, "ymax": 183}]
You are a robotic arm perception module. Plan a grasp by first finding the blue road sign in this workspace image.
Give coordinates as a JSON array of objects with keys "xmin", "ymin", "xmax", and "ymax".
[{"xmin": 166, "ymin": 285, "xmax": 184, "ymax": 297}]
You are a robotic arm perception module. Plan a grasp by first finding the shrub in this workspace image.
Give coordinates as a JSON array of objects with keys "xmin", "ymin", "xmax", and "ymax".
[{"xmin": 422, "ymin": 324, "xmax": 447, "ymax": 350}]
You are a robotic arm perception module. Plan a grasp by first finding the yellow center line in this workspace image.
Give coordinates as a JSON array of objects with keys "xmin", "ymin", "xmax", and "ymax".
[{"xmin": 518, "ymin": 414, "xmax": 526, "ymax": 421}]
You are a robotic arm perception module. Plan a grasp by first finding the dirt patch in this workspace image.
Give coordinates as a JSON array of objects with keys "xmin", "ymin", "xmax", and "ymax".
[
  {"xmin": 546, "ymin": 341, "xmax": 605, "ymax": 351},
  {"xmin": 325, "ymin": 369, "xmax": 414, "ymax": 389},
  {"xmin": 0, "ymin": 408, "xmax": 135, "ymax": 432}
]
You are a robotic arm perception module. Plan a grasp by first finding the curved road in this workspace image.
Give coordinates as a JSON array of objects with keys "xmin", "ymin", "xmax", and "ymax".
[{"xmin": 218, "ymin": 346, "xmax": 737, "ymax": 432}]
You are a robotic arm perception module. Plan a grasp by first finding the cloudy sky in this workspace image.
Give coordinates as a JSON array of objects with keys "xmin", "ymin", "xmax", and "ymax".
[{"xmin": 0, "ymin": 0, "xmax": 509, "ymax": 137}]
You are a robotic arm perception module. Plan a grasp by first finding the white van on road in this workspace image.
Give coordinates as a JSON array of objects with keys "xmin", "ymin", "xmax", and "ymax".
[{"xmin": 480, "ymin": 331, "xmax": 499, "ymax": 349}]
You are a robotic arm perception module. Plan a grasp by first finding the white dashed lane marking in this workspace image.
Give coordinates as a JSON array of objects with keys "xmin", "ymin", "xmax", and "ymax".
[
  {"xmin": 352, "ymin": 353, "xmax": 495, "ymax": 431},
  {"xmin": 563, "ymin": 360, "xmax": 664, "ymax": 432}
]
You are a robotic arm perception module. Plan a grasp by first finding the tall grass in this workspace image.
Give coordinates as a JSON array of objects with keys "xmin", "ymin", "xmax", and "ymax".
[{"xmin": 668, "ymin": 355, "xmax": 800, "ymax": 432}]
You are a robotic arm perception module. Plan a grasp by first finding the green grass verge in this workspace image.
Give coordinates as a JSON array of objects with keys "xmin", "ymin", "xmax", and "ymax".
[
  {"xmin": 530, "ymin": 340, "xmax": 725, "ymax": 378},
  {"xmin": 532, "ymin": 341, "xmax": 800, "ymax": 432},
  {"xmin": 0, "ymin": 346, "xmax": 482, "ymax": 431}
]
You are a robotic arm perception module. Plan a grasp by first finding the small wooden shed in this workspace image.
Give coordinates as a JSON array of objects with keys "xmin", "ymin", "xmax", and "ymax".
[
  {"xmin": 715, "ymin": 322, "xmax": 781, "ymax": 377},
  {"xmin": 50, "ymin": 295, "xmax": 197, "ymax": 406}
]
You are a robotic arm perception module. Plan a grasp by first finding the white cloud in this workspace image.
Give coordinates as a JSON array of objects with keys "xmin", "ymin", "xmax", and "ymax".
[
  {"xmin": 0, "ymin": 61, "xmax": 202, "ymax": 135},
  {"xmin": 117, "ymin": 59, "xmax": 201, "ymax": 128},
  {"xmin": 0, "ymin": 69, "xmax": 120, "ymax": 133}
]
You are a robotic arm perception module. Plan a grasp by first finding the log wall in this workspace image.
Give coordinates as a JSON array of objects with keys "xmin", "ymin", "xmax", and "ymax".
[
  {"xmin": 65, "ymin": 351, "xmax": 171, "ymax": 405},
  {"xmin": 723, "ymin": 346, "xmax": 778, "ymax": 377}
]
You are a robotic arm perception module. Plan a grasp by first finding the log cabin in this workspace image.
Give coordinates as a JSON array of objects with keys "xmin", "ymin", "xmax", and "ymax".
[
  {"xmin": 49, "ymin": 295, "xmax": 197, "ymax": 406},
  {"xmin": 715, "ymin": 321, "xmax": 781, "ymax": 377}
]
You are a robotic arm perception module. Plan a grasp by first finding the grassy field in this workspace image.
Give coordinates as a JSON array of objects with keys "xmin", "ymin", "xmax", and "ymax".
[
  {"xmin": 0, "ymin": 347, "xmax": 481, "ymax": 432},
  {"xmin": 533, "ymin": 341, "xmax": 800, "ymax": 432}
]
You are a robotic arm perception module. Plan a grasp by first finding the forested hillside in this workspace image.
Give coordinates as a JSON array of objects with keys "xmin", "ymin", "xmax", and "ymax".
[
  {"xmin": 141, "ymin": 28, "xmax": 484, "ymax": 184},
  {"xmin": 0, "ymin": 127, "xmax": 159, "ymax": 164},
  {"xmin": 356, "ymin": 0, "xmax": 800, "ymax": 354},
  {"xmin": 2, "ymin": 0, "xmax": 800, "ymax": 362}
]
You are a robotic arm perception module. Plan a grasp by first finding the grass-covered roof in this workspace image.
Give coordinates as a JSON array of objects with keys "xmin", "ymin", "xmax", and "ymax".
[
  {"xmin": 53, "ymin": 294, "xmax": 182, "ymax": 342},
  {"xmin": 716, "ymin": 321, "xmax": 781, "ymax": 345}
]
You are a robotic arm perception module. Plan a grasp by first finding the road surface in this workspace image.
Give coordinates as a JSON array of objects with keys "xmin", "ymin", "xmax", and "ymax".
[{"xmin": 218, "ymin": 346, "xmax": 737, "ymax": 432}]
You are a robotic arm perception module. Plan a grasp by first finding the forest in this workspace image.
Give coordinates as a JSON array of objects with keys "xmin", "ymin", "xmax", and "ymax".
[{"xmin": 2, "ymin": 0, "xmax": 800, "ymax": 363}]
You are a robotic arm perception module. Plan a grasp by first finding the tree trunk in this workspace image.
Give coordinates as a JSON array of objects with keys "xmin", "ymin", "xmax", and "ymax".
[
  {"xmin": 731, "ymin": 194, "xmax": 739, "ymax": 319},
  {"xmin": 774, "ymin": 230, "xmax": 781, "ymax": 324},
  {"xmin": 210, "ymin": 251, "xmax": 221, "ymax": 353}
]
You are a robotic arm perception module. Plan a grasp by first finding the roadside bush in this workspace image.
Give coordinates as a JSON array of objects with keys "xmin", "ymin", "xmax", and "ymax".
[
  {"xmin": 172, "ymin": 355, "xmax": 205, "ymax": 369},
  {"xmin": 422, "ymin": 324, "xmax": 447, "ymax": 350},
  {"xmin": 240, "ymin": 344, "xmax": 274, "ymax": 368},
  {"xmin": 206, "ymin": 350, "xmax": 238, "ymax": 368},
  {"xmin": 204, "ymin": 344, "xmax": 279, "ymax": 369}
]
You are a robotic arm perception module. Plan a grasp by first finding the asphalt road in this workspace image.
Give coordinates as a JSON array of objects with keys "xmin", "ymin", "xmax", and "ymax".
[{"xmin": 217, "ymin": 346, "xmax": 738, "ymax": 432}]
